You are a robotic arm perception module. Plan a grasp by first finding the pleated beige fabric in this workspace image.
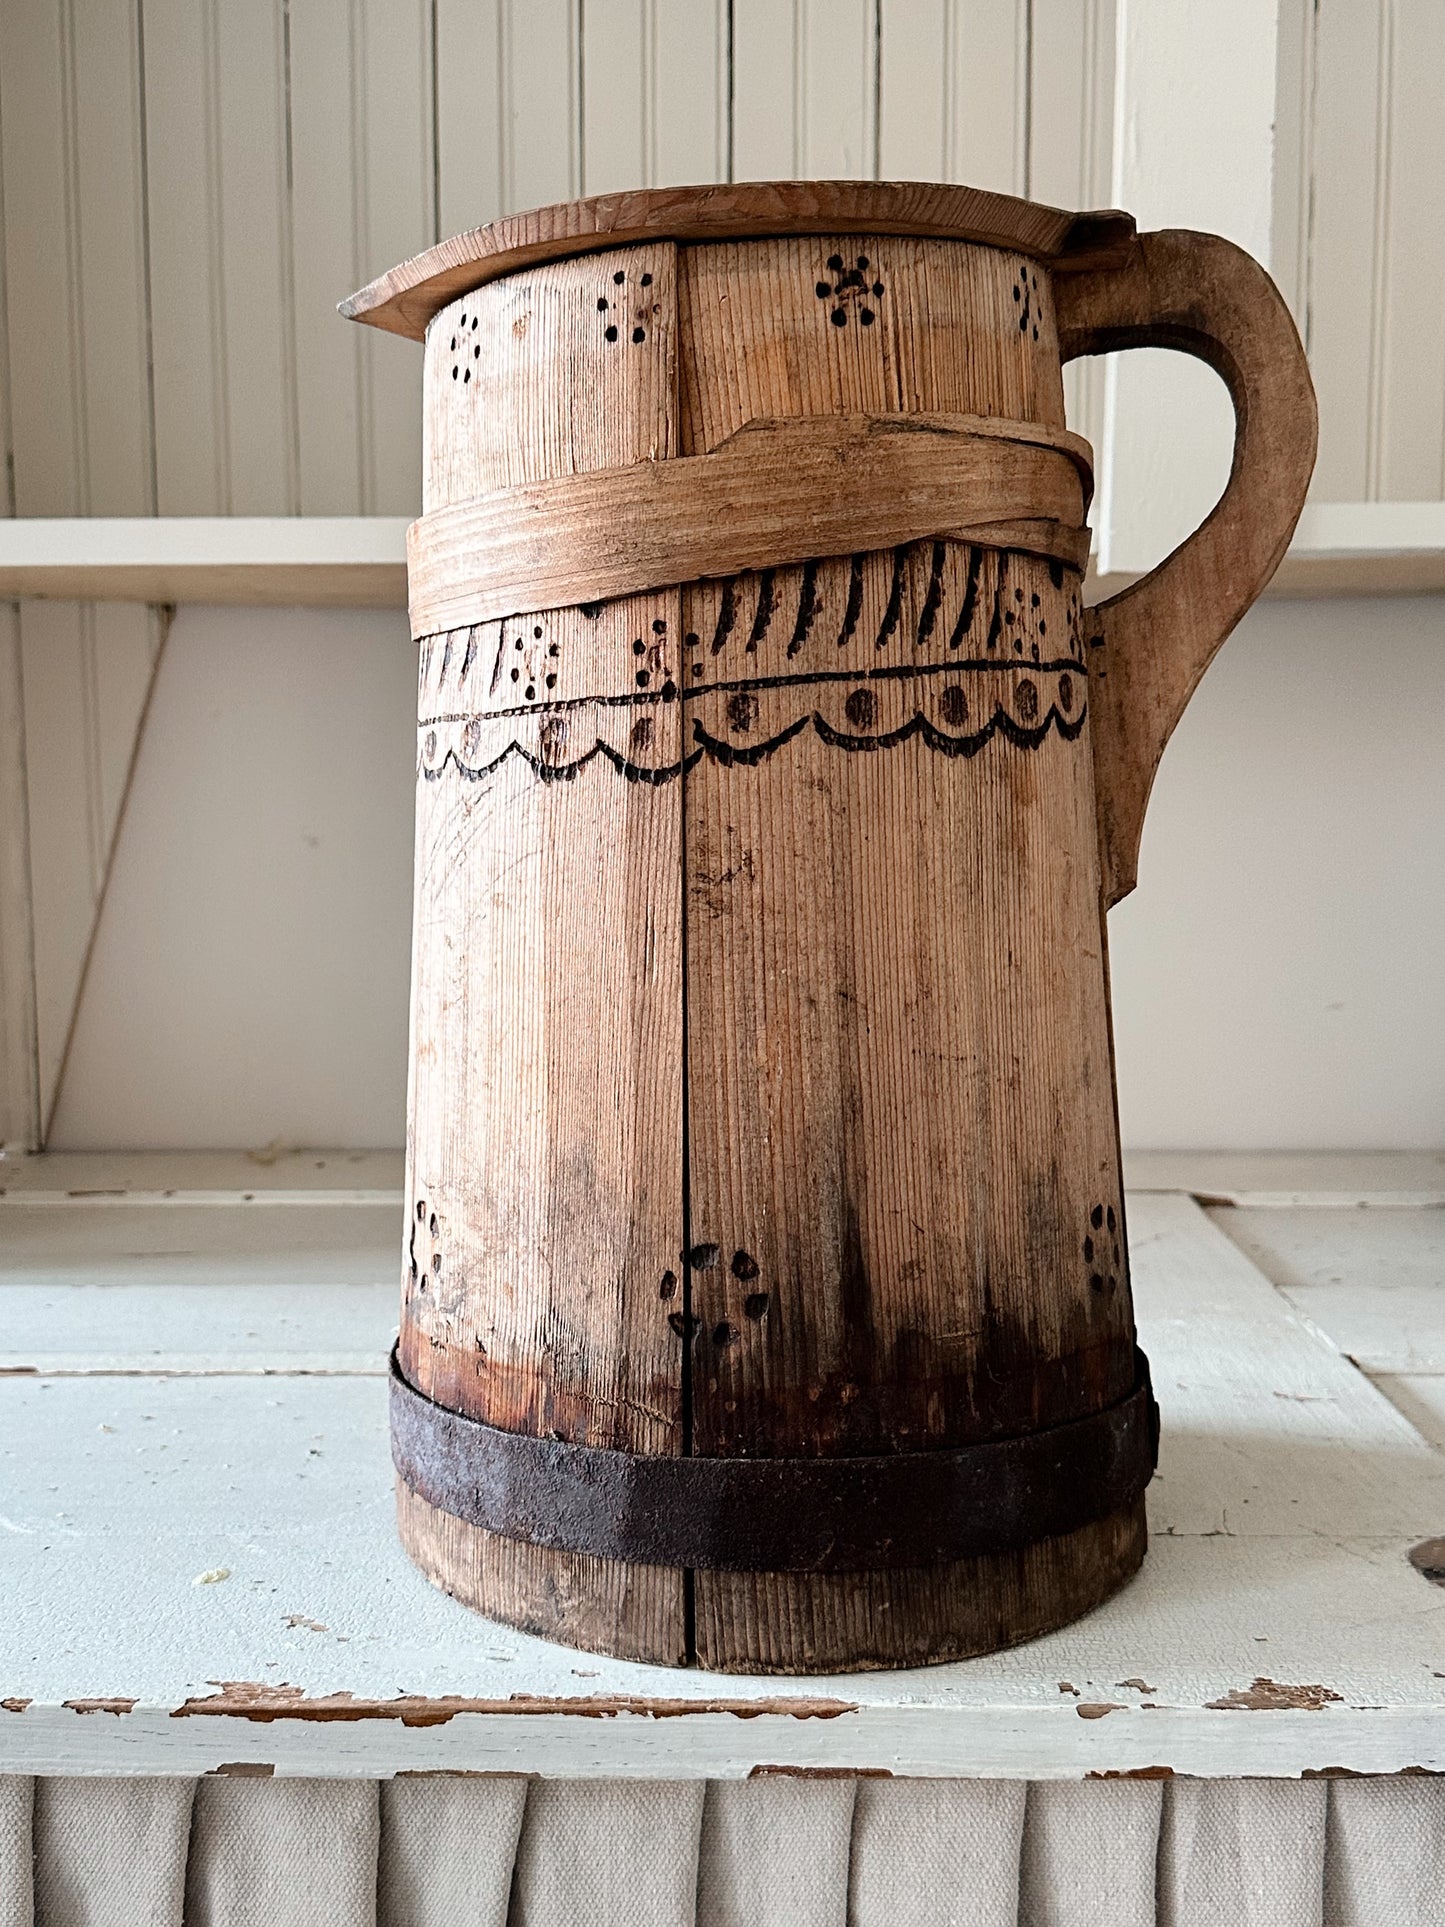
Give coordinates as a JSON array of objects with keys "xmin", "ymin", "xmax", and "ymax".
[
  {"xmin": 849, "ymin": 1779, "xmax": 1027, "ymax": 1927},
  {"xmin": 185, "ymin": 1779, "xmax": 379, "ymax": 1927},
  {"xmin": 697, "ymin": 1778, "xmax": 856, "ymax": 1927},
  {"xmin": 1019, "ymin": 1779, "xmax": 1164, "ymax": 1927},
  {"xmin": 0, "ymin": 1780, "xmax": 33, "ymax": 1927},
  {"xmin": 510, "ymin": 1779, "xmax": 705, "ymax": 1927},
  {"xmin": 33, "ymin": 1778, "xmax": 191, "ymax": 1927},
  {"xmin": 379, "ymin": 1776, "xmax": 527, "ymax": 1927},
  {"xmin": 1325, "ymin": 1778, "xmax": 1445, "ymax": 1927},
  {"xmin": 1158, "ymin": 1778, "xmax": 1327, "ymax": 1927},
  {"xmin": 0, "ymin": 1771, "xmax": 1438, "ymax": 1922}
]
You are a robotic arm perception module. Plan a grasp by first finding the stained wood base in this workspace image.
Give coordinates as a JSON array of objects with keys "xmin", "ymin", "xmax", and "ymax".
[
  {"xmin": 396, "ymin": 1478, "xmax": 688, "ymax": 1667},
  {"xmin": 396, "ymin": 1479, "xmax": 1147, "ymax": 1674}
]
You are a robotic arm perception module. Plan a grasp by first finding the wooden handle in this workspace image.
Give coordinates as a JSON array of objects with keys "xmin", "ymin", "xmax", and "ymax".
[{"xmin": 1056, "ymin": 230, "xmax": 1317, "ymax": 905}]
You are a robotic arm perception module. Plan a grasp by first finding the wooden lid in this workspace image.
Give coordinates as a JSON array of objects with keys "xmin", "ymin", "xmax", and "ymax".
[{"xmin": 341, "ymin": 179, "xmax": 1136, "ymax": 342}]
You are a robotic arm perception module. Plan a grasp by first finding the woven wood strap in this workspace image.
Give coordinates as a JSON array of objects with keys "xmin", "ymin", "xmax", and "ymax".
[
  {"xmin": 406, "ymin": 413, "xmax": 1094, "ymax": 640},
  {"xmin": 390, "ymin": 1346, "xmax": 1157, "ymax": 1573}
]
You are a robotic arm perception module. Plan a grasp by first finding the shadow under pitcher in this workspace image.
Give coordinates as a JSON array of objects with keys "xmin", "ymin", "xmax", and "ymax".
[{"xmin": 344, "ymin": 179, "xmax": 1317, "ymax": 1674}]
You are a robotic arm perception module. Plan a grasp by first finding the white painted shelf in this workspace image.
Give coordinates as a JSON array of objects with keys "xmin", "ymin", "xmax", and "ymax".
[
  {"xmin": 0, "ymin": 1159, "xmax": 1442, "ymax": 1780},
  {"xmin": 0, "ymin": 505, "xmax": 1443, "ymax": 610},
  {"xmin": 0, "ymin": 519, "xmax": 409, "ymax": 609}
]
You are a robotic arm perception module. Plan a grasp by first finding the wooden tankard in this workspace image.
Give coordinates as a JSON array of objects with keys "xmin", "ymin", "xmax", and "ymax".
[{"xmin": 346, "ymin": 182, "xmax": 1316, "ymax": 1673}]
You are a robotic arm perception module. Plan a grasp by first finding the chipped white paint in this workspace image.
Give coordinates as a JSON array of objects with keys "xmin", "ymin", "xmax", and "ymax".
[
  {"xmin": 1209, "ymin": 1202, "xmax": 1445, "ymax": 1374},
  {"xmin": 0, "ymin": 1186, "xmax": 1442, "ymax": 1778}
]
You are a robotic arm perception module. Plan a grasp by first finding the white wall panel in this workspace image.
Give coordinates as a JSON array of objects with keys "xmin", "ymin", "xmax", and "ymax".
[
  {"xmin": 50, "ymin": 606, "xmax": 415, "ymax": 1152},
  {"xmin": 1093, "ymin": 0, "xmax": 1276, "ymax": 579},
  {"xmin": 0, "ymin": 0, "xmax": 152, "ymax": 517},
  {"xmin": 0, "ymin": 609, "xmax": 38, "ymax": 1151},
  {"xmin": 583, "ymin": 0, "xmax": 729, "ymax": 195},
  {"xmin": 499, "ymin": 0, "xmax": 581, "ymax": 212},
  {"xmin": 1304, "ymin": 1, "xmax": 1387, "ymax": 502},
  {"xmin": 1370, "ymin": 0, "xmax": 1445, "ymax": 501},
  {"xmin": 0, "ymin": 0, "xmax": 164, "ymax": 1140},
  {"xmin": 1277, "ymin": 0, "xmax": 1445, "ymax": 505},
  {"xmin": 879, "ymin": 0, "xmax": 1028, "ymax": 194},
  {"xmin": 733, "ymin": 0, "xmax": 878, "ymax": 179},
  {"xmin": 288, "ymin": 0, "xmax": 435, "ymax": 518},
  {"xmin": 434, "ymin": 0, "xmax": 503, "ymax": 238},
  {"xmin": 144, "ymin": 0, "xmax": 295, "ymax": 516},
  {"xmin": 1110, "ymin": 594, "xmax": 1445, "ymax": 1151}
]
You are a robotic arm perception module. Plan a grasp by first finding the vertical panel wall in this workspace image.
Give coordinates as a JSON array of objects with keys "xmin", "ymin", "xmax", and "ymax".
[
  {"xmin": 1274, "ymin": 0, "xmax": 1445, "ymax": 504},
  {"xmin": 0, "ymin": 0, "xmax": 166, "ymax": 1142}
]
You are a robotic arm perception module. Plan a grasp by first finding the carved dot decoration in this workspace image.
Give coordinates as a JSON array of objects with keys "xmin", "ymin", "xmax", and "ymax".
[
  {"xmin": 1091, "ymin": 1204, "xmax": 1105, "ymax": 1229},
  {"xmin": 731, "ymin": 1249, "xmax": 759, "ymax": 1281},
  {"xmin": 659, "ymin": 1269, "xmax": 678, "ymax": 1301},
  {"xmin": 1015, "ymin": 677, "xmax": 1039, "ymax": 722},
  {"xmin": 817, "ymin": 250, "xmax": 885, "ymax": 328},
  {"xmin": 743, "ymin": 1292, "xmax": 770, "ymax": 1321},
  {"xmin": 601, "ymin": 265, "xmax": 657, "ymax": 346},
  {"xmin": 631, "ymin": 716, "xmax": 654, "ymax": 751},
  {"xmin": 844, "ymin": 687, "xmax": 876, "ymax": 728},
  {"xmin": 727, "ymin": 690, "xmax": 757, "ymax": 733},
  {"xmin": 408, "ymin": 1200, "xmax": 442, "ymax": 1295},
  {"xmin": 688, "ymin": 1243, "xmax": 720, "ymax": 1271},
  {"xmin": 635, "ymin": 668, "xmax": 650, "ymax": 688},
  {"xmin": 940, "ymin": 685, "xmax": 969, "ymax": 728}
]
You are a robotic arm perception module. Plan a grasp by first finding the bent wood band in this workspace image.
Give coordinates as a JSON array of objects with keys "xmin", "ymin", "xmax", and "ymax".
[{"xmin": 346, "ymin": 179, "xmax": 1316, "ymax": 1674}]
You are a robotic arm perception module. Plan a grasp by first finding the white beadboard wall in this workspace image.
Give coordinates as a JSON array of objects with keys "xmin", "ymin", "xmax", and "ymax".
[{"xmin": 2, "ymin": 0, "xmax": 1441, "ymax": 1151}]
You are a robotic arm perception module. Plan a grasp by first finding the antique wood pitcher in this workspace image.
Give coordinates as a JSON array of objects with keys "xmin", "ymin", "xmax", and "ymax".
[{"xmin": 345, "ymin": 181, "xmax": 1316, "ymax": 1673}]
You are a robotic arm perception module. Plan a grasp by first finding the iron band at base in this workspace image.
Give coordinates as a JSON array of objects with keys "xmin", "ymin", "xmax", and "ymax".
[{"xmin": 390, "ymin": 1344, "xmax": 1158, "ymax": 1574}]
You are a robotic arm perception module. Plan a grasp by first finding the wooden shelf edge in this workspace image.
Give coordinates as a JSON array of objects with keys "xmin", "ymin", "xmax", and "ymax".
[
  {"xmin": 1, "ymin": 504, "xmax": 1443, "ymax": 610},
  {"xmin": 1092, "ymin": 501, "xmax": 1445, "ymax": 601},
  {"xmin": 0, "ymin": 518, "xmax": 410, "ymax": 609}
]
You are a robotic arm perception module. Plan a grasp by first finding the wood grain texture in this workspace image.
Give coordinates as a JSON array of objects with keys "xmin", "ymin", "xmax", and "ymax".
[
  {"xmin": 406, "ymin": 412, "xmax": 1092, "ymax": 638},
  {"xmin": 1055, "ymin": 230, "xmax": 1317, "ymax": 907},
  {"xmin": 391, "ymin": 213, "xmax": 1310, "ymax": 1673},
  {"xmin": 342, "ymin": 181, "xmax": 1136, "ymax": 339},
  {"xmin": 675, "ymin": 232, "xmax": 1135, "ymax": 1670},
  {"xmin": 403, "ymin": 241, "xmax": 687, "ymax": 1660}
]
